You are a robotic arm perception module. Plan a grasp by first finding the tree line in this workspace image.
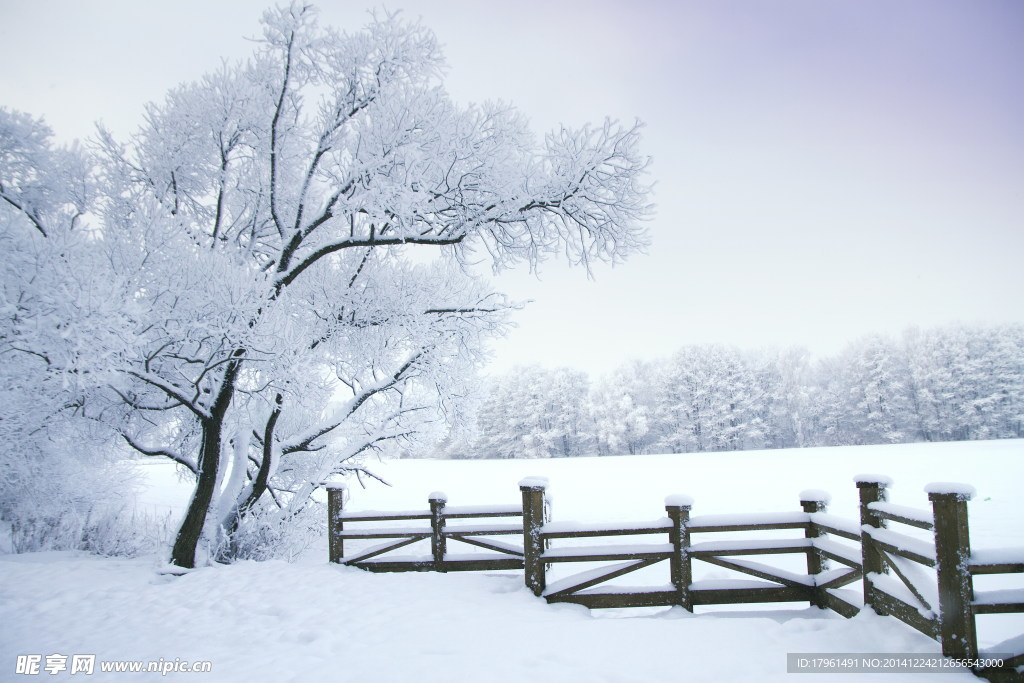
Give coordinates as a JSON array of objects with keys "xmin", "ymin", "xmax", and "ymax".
[{"xmin": 437, "ymin": 324, "xmax": 1024, "ymax": 459}]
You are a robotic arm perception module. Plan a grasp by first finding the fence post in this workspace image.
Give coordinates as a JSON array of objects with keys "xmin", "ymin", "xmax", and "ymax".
[
  {"xmin": 327, "ymin": 482, "xmax": 346, "ymax": 564},
  {"xmin": 520, "ymin": 477, "xmax": 549, "ymax": 597},
  {"xmin": 856, "ymin": 475, "xmax": 891, "ymax": 612},
  {"xmin": 928, "ymin": 484, "xmax": 978, "ymax": 661},
  {"xmin": 800, "ymin": 489, "xmax": 831, "ymax": 609},
  {"xmin": 665, "ymin": 495, "xmax": 693, "ymax": 611},
  {"xmin": 429, "ymin": 492, "xmax": 447, "ymax": 572}
]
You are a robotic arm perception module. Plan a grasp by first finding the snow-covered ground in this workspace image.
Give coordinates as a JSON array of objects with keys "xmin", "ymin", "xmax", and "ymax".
[{"xmin": 2, "ymin": 440, "xmax": 1022, "ymax": 682}]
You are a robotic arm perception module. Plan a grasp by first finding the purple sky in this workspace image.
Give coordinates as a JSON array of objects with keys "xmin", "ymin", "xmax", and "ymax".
[{"xmin": 3, "ymin": 0, "xmax": 1022, "ymax": 375}]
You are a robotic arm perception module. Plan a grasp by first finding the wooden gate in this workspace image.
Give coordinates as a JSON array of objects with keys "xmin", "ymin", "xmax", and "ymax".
[{"xmin": 327, "ymin": 485, "xmax": 525, "ymax": 572}]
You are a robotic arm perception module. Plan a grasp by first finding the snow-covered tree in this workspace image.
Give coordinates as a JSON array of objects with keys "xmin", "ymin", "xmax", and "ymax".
[
  {"xmin": 590, "ymin": 360, "xmax": 654, "ymax": 455},
  {"xmin": 904, "ymin": 325, "xmax": 1024, "ymax": 441},
  {"xmin": 1, "ymin": 6, "xmax": 650, "ymax": 567},
  {"xmin": 0, "ymin": 109, "xmax": 148, "ymax": 552},
  {"xmin": 471, "ymin": 366, "xmax": 594, "ymax": 459},
  {"xmin": 746, "ymin": 346, "xmax": 813, "ymax": 449},
  {"xmin": 653, "ymin": 345, "xmax": 766, "ymax": 453},
  {"xmin": 443, "ymin": 326, "xmax": 1022, "ymax": 460}
]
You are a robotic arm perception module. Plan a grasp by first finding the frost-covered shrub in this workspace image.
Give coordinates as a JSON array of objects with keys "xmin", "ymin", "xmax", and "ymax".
[
  {"xmin": 0, "ymin": 402, "xmax": 169, "ymax": 556},
  {"xmin": 215, "ymin": 504, "xmax": 325, "ymax": 563},
  {"xmin": 8, "ymin": 505, "xmax": 174, "ymax": 557}
]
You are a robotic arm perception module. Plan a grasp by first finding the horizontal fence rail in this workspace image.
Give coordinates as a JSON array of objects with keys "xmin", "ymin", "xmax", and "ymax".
[
  {"xmin": 327, "ymin": 484, "xmax": 526, "ymax": 573},
  {"xmin": 328, "ymin": 475, "xmax": 1023, "ymax": 680}
]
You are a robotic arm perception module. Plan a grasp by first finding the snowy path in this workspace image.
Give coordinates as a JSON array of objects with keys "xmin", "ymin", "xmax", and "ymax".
[{"xmin": 0, "ymin": 551, "xmax": 980, "ymax": 682}]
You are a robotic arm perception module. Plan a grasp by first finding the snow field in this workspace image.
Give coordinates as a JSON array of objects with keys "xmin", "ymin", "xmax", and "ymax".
[
  {"xmin": 0, "ymin": 552, "xmax": 980, "ymax": 683},
  {"xmin": 3, "ymin": 440, "xmax": 1022, "ymax": 682}
]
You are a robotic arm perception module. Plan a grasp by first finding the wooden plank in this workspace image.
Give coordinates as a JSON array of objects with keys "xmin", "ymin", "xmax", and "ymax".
[
  {"xmin": 809, "ymin": 512, "xmax": 862, "ymax": 541},
  {"xmin": 823, "ymin": 589, "xmax": 861, "ymax": 618},
  {"xmin": 802, "ymin": 497, "xmax": 827, "ymax": 609},
  {"xmin": 336, "ymin": 529, "xmax": 431, "ymax": 539},
  {"xmin": 342, "ymin": 536, "xmax": 426, "ymax": 564},
  {"xmin": 863, "ymin": 530, "xmax": 937, "ymax": 567},
  {"xmin": 815, "ymin": 540, "xmax": 864, "ymax": 565},
  {"xmin": 689, "ymin": 538, "xmax": 811, "ymax": 557},
  {"xmin": 870, "ymin": 589, "xmax": 938, "ymax": 639},
  {"xmin": 690, "ymin": 585, "xmax": 812, "ymax": 605},
  {"xmin": 429, "ymin": 496, "xmax": 446, "ymax": 571},
  {"xmin": 972, "ymin": 602, "xmax": 1024, "ymax": 615},
  {"xmin": 814, "ymin": 538, "xmax": 863, "ymax": 569},
  {"xmin": 443, "ymin": 523, "xmax": 523, "ymax": 535},
  {"xmin": 544, "ymin": 557, "xmax": 663, "ymax": 599},
  {"xmin": 353, "ymin": 560, "xmax": 436, "ymax": 573},
  {"xmin": 327, "ymin": 485, "xmax": 344, "ymax": 563},
  {"xmin": 521, "ymin": 481, "xmax": 547, "ymax": 597},
  {"xmin": 540, "ymin": 524, "xmax": 671, "ymax": 539},
  {"xmin": 929, "ymin": 490, "xmax": 978, "ymax": 661},
  {"xmin": 666, "ymin": 500, "xmax": 692, "ymax": 611},
  {"xmin": 338, "ymin": 512, "xmax": 432, "ymax": 521},
  {"xmin": 970, "ymin": 562, "xmax": 1024, "ymax": 575},
  {"xmin": 817, "ymin": 567, "xmax": 862, "ymax": 591},
  {"xmin": 447, "ymin": 535, "xmax": 524, "ymax": 557},
  {"xmin": 877, "ymin": 549, "xmax": 936, "ymax": 613},
  {"xmin": 858, "ymin": 479, "xmax": 889, "ymax": 613},
  {"xmin": 688, "ymin": 509, "xmax": 806, "ymax": 532},
  {"xmin": 868, "ymin": 501, "xmax": 935, "ymax": 530},
  {"xmin": 440, "ymin": 509, "xmax": 520, "ymax": 520},
  {"xmin": 442, "ymin": 504, "xmax": 522, "ymax": 518},
  {"xmin": 972, "ymin": 588, "xmax": 1024, "ymax": 614},
  {"xmin": 442, "ymin": 512, "xmax": 523, "ymax": 519},
  {"xmin": 871, "ymin": 509, "xmax": 934, "ymax": 531},
  {"xmin": 546, "ymin": 590, "xmax": 677, "ymax": 609},
  {"xmin": 997, "ymin": 652, "xmax": 1024, "ymax": 669},
  {"xmin": 542, "ymin": 547, "xmax": 673, "ymax": 563},
  {"xmin": 435, "ymin": 558, "xmax": 524, "ymax": 572},
  {"xmin": 688, "ymin": 512, "xmax": 809, "ymax": 531},
  {"xmin": 813, "ymin": 523, "xmax": 861, "ymax": 542},
  {"xmin": 689, "ymin": 521, "xmax": 810, "ymax": 533},
  {"xmin": 697, "ymin": 555, "xmax": 813, "ymax": 589},
  {"xmin": 353, "ymin": 557, "xmax": 524, "ymax": 573}
]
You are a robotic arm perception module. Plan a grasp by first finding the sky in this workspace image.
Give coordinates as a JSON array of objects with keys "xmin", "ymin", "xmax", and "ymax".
[{"xmin": 2, "ymin": 0, "xmax": 1022, "ymax": 377}]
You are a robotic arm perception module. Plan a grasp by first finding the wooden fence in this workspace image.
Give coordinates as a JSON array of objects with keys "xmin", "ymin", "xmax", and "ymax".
[
  {"xmin": 327, "ymin": 485, "xmax": 526, "ymax": 572},
  {"xmin": 329, "ymin": 476, "xmax": 1023, "ymax": 680}
]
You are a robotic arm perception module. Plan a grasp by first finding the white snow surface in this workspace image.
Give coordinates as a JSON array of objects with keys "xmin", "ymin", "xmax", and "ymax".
[
  {"xmin": 853, "ymin": 473, "xmax": 894, "ymax": 486},
  {"xmin": 4, "ymin": 440, "xmax": 1023, "ymax": 682},
  {"xmin": 924, "ymin": 481, "xmax": 978, "ymax": 498},
  {"xmin": 664, "ymin": 493, "xmax": 695, "ymax": 507},
  {"xmin": 799, "ymin": 488, "xmax": 833, "ymax": 504},
  {"xmin": 867, "ymin": 501, "xmax": 934, "ymax": 525}
]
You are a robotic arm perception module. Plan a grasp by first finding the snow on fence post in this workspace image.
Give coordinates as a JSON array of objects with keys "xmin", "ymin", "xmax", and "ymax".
[
  {"xmin": 665, "ymin": 495, "xmax": 694, "ymax": 611},
  {"xmin": 856, "ymin": 475, "xmax": 891, "ymax": 612},
  {"xmin": 520, "ymin": 477, "xmax": 549, "ymax": 597},
  {"xmin": 429, "ymin": 492, "xmax": 448, "ymax": 572},
  {"xmin": 800, "ymin": 490, "xmax": 831, "ymax": 609},
  {"xmin": 927, "ymin": 483, "xmax": 979, "ymax": 661},
  {"xmin": 327, "ymin": 483, "xmax": 346, "ymax": 564}
]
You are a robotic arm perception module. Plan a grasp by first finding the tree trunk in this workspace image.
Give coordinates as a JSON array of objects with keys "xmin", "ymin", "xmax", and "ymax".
[
  {"xmin": 220, "ymin": 399, "xmax": 281, "ymax": 551},
  {"xmin": 169, "ymin": 358, "xmax": 241, "ymax": 568},
  {"xmin": 170, "ymin": 414, "xmax": 225, "ymax": 568}
]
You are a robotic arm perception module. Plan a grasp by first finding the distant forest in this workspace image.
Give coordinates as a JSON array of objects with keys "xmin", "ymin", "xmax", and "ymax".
[{"xmin": 434, "ymin": 324, "xmax": 1024, "ymax": 459}]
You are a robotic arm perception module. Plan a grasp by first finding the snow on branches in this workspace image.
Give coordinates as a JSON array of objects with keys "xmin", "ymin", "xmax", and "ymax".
[{"xmin": 0, "ymin": 4, "xmax": 651, "ymax": 567}]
